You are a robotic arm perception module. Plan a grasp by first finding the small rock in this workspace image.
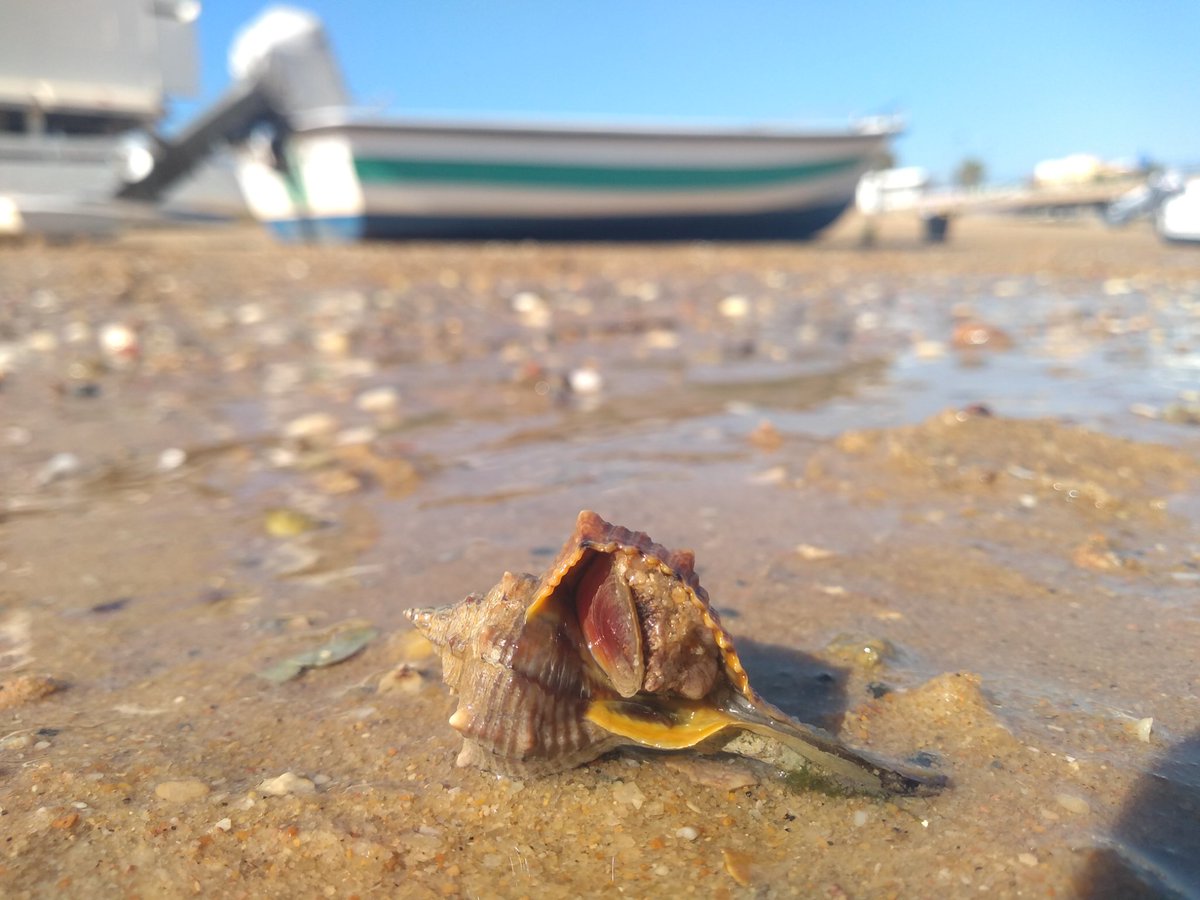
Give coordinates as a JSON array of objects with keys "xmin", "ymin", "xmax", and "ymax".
[
  {"xmin": 0, "ymin": 674, "xmax": 65, "ymax": 710},
  {"xmin": 1072, "ymin": 534, "xmax": 1125, "ymax": 571},
  {"xmin": 747, "ymin": 420, "xmax": 783, "ymax": 451},
  {"xmin": 676, "ymin": 826, "xmax": 699, "ymax": 841},
  {"xmin": 951, "ymin": 320, "xmax": 1013, "ymax": 350},
  {"xmin": 155, "ymin": 779, "xmax": 211, "ymax": 803},
  {"xmin": 612, "ymin": 780, "xmax": 645, "ymax": 810},
  {"xmin": 1017, "ymin": 852, "xmax": 1039, "ymax": 867},
  {"xmin": 1133, "ymin": 717, "xmax": 1153, "ymax": 743},
  {"xmin": 356, "ymin": 386, "xmax": 400, "ymax": 414},
  {"xmin": 157, "ymin": 448, "xmax": 187, "ymax": 472},
  {"xmin": 212, "ymin": 817, "xmax": 233, "ymax": 832},
  {"xmin": 718, "ymin": 295, "xmax": 750, "ymax": 319},
  {"xmin": 722, "ymin": 848, "xmax": 755, "ymax": 886},
  {"xmin": 51, "ymin": 812, "xmax": 80, "ymax": 830},
  {"xmin": 1055, "ymin": 793, "xmax": 1091, "ymax": 816},
  {"xmin": 313, "ymin": 329, "xmax": 350, "ymax": 357},
  {"xmin": 795, "ymin": 543, "xmax": 836, "ymax": 561},
  {"xmin": 264, "ymin": 507, "xmax": 321, "ymax": 538},
  {"xmin": 98, "ymin": 323, "xmax": 139, "ymax": 365},
  {"xmin": 912, "ymin": 339, "xmax": 946, "ymax": 359},
  {"xmin": 825, "ymin": 634, "xmax": 895, "ymax": 669},
  {"xmin": 378, "ymin": 664, "xmax": 424, "ymax": 695},
  {"xmin": 511, "ymin": 291, "xmax": 550, "ymax": 328},
  {"xmin": 34, "ymin": 452, "xmax": 82, "ymax": 487},
  {"xmin": 568, "ymin": 366, "xmax": 604, "ymax": 395},
  {"xmin": 258, "ymin": 772, "xmax": 316, "ymax": 796},
  {"xmin": 663, "ymin": 756, "xmax": 759, "ymax": 791},
  {"xmin": 284, "ymin": 413, "xmax": 339, "ymax": 443}
]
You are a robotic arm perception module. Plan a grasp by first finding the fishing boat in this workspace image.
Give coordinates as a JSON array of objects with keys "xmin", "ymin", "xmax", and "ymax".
[
  {"xmin": 2, "ymin": 4, "xmax": 896, "ymax": 242},
  {"xmin": 235, "ymin": 113, "xmax": 894, "ymax": 242},
  {"xmin": 228, "ymin": 9, "xmax": 896, "ymax": 243}
]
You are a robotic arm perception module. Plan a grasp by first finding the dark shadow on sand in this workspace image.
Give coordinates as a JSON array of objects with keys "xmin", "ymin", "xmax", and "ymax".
[
  {"xmin": 733, "ymin": 635, "xmax": 851, "ymax": 731},
  {"xmin": 1076, "ymin": 729, "xmax": 1200, "ymax": 899}
]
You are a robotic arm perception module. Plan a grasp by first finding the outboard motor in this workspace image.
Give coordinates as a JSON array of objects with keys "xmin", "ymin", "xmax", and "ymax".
[
  {"xmin": 116, "ymin": 6, "xmax": 348, "ymax": 201},
  {"xmin": 1106, "ymin": 170, "xmax": 1185, "ymax": 227},
  {"xmin": 228, "ymin": 6, "xmax": 349, "ymax": 117}
]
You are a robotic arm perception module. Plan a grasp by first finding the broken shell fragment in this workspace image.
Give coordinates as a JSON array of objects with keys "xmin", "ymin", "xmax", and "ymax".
[{"xmin": 405, "ymin": 511, "xmax": 944, "ymax": 796}]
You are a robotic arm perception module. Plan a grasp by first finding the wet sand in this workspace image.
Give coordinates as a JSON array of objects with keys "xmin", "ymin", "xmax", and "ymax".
[{"xmin": 1, "ymin": 216, "xmax": 1199, "ymax": 897}]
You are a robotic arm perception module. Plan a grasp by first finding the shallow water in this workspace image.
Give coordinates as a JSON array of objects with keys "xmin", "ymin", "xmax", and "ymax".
[{"xmin": 1, "ymin": 219, "xmax": 1199, "ymax": 897}]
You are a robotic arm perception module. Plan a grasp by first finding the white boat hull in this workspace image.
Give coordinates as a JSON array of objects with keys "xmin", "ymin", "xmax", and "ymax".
[
  {"xmin": 236, "ymin": 115, "xmax": 891, "ymax": 242},
  {"xmin": 1157, "ymin": 177, "xmax": 1200, "ymax": 243}
]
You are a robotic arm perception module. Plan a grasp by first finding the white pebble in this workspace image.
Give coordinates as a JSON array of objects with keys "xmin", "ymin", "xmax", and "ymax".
[
  {"xmin": 157, "ymin": 448, "xmax": 187, "ymax": 472},
  {"xmin": 284, "ymin": 413, "xmax": 338, "ymax": 441},
  {"xmin": 853, "ymin": 810, "xmax": 869, "ymax": 827},
  {"xmin": 1055, "ymin": 793, "xmax": 1090, "ymax": 815},
  {"xmin": 236, "ymin": 303, "xmax": 265, "ymax": 325},
  {"xmin": 568, "ymin": 366, "xmax": 604, "ymax": 395},
  {"xmin": 718, "ymin": 295, "xmax": 750, "ymax": 319},
  {"xmin": 1135, "ymin": 717, "xmax": 1153, "ymax": 742},
  {"xmin": 99, "ymin": 323, "xmax": 138, "ymax": 360},
  {"xmin": 313, "ymin": 329, "xmax": 350, "ymax": 357},
  {"xmin": 356, "ymin": 386, "xmax": 400, "ymax": 414},
  {"xmin": 212, "ymin": 817, "xmax": 233, "ymax": 832},
  {"xmin": 258, "ymin": 772, "xmax": 316, "ymax": 796},
  {"xmin": 675, "ymin": 826, "xmax": 699, "ymax": 841},
  {"xmin": 154, "ymin": 779, "xmax": 211, "ymax": 802},
  {"xmin": 35, "ymin": 452, "xmax": 82, "ymax": 486},
  {"xmin": 511, "ymin": 291, "xmax": 550, "ymax": 328}
]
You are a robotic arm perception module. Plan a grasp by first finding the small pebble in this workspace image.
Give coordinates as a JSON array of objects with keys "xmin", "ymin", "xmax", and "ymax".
[
  {"xmin": 155, "ymin": 779, "xmax": 211, "ymax": 803},
  {"xmin": 0, "ymin": 674, "xmax": 65, "ymax": 710},
  {"xmin": 1134, "ymin": 716, "xmax": 1153, "ymax": 743},
  {"xmin": 1017, "ymin": 852, "xmax": 1039, "ymax": 867},
  {"xmin": 722, "ymin": 848, "xmax": 754, "ymax": 886},
  {"xmin": 676, "ymin": 826, "xmax": 699, "ymax": 841},
  {"xmin": 157, "ymin": 448, "xmax": 187, "ymax": 472},
  {"xmin": 1055, "ymin": 793, "xmax": 1091, "ymax": 815},
  {"xmin": 356, "ymin": 386, "xmax": 400, "ymax": 414},
  {"xmin": 796, "ymin": 543, "xmax": 836, "ymax": 561},
  {"xmin": 378, "ymin": 664, "xmax": 424, "ymax": 695},
  {"xmin": 568, "ymin": 366, "xmax": 603, "ymax": 395},
  {"xmin": 718, "ymin": 295, "xmax": 750, "ymax": 319},
  {"xmin": 212, "ymin": 817, "xmax": 233, "ymax": 832},
  {"xmin": 258, "ymin": 772, "xmax": 316, "ymax": 796},
  {"xmin": 612, "ymin": 780, "xmax": 645, "ymax": 810},
  {"xmin": 34, "ymin": 452, "xmax": 82, "ymax": 486},
  {"xmin": 284, "ymin": 412, "xmax": 339, "ymax": 442},
  {"xmin": 99, "ymin": 323, "xmax": 139, "ymax": 363}
]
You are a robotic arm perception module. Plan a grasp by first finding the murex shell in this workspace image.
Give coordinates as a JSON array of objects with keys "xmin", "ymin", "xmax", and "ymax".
[{"xmin": 405, "ymin": 510, "xmax": 943, "ymax": 795}]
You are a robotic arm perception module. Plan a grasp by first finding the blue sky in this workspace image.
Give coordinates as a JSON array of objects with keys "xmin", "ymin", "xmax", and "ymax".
[{"xmin": 177, "ymin": 2, "xmax": 1200, "ymax": 184}]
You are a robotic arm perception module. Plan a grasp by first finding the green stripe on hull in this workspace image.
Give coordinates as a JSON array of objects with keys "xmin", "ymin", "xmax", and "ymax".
[{"xmin": 353, "ymin": 156, "xmax": 860, "ymax": 191}]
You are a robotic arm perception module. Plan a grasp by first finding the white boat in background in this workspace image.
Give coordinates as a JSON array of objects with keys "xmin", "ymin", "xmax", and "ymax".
[
  {"xmin": 1107, "ymin": 169, "xmax": 1200, "ymax": 244},
  {"xmin": 1156, "ymin": 176, "xmax": 1200, "ymax": 243},
  {"xmin": 229, "ymin": 9, "xmax": 896, "ymax": 243}
]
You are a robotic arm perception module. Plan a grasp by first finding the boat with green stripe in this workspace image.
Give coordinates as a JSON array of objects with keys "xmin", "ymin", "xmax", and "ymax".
[{"xmin": 228, "ymin": 10, "xmax": 896, "ymax": 242}]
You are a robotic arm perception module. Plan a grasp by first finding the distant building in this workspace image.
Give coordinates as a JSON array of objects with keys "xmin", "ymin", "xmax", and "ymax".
[{"xmin": 1032, "ymin": 153, "xmax": 1136, "ymax": 187}]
